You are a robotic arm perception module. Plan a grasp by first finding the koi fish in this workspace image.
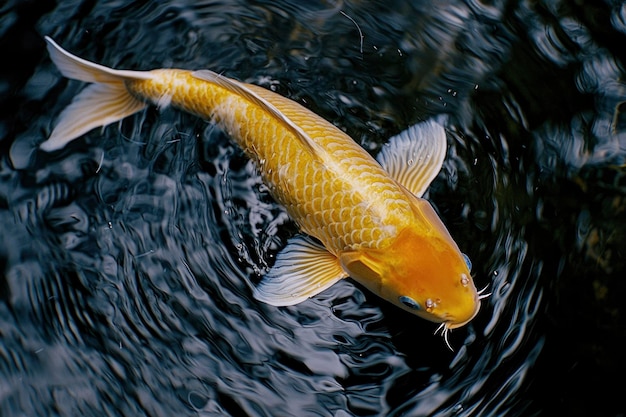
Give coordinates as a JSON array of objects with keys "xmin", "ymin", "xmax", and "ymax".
[{"xmin": 41, "ymin": 37, "xmax": 482, "ymax": 341}]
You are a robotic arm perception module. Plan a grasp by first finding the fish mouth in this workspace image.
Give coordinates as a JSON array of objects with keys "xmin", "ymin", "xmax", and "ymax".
[
  {"xmin": 444, "ymin": 299, "xmax": 481, "ymax": 330},
  {"xmin": 435, "ymin": 298, "xmax": 483, "ymax": 350}
]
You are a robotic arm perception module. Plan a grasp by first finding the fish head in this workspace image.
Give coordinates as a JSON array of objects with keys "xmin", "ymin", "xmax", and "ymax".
[{"xmin": 340, "ymin": 198, "xmax": 480, "ymax": 328}]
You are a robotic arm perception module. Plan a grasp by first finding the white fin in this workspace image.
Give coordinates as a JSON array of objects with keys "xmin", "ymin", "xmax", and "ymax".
[
  {"xmin": 41, "ymin": 37, "xmax": 153, "ymax": 151},
  {"xmin": 191, "ymin": 70, "xmax": 323, "ymax": 156},
  {"xmin": 254, "ymin": 235, "xmax": 348, "ymax": 306},
  {"xmin": 376, "ymin": 120, "xmax": 447, "ymax": 197}
]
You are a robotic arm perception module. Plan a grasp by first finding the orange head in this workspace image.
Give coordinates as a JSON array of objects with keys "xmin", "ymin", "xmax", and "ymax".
[{"xmin": 340, "ymin": 198, "xmax": 480, "ymax": 330}]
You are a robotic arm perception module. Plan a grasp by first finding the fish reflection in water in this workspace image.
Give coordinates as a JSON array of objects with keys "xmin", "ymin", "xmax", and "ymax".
[{"xmin": 40, "ymin": 37, "xmax": 483, "ymax": 344}]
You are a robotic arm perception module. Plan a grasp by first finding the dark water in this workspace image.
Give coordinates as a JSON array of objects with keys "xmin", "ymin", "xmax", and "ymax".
[{"xmin": 1, "ymin": 1, "xmax": 625, "ymax": 416}]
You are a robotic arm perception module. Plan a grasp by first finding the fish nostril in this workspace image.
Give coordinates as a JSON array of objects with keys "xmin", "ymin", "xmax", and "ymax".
[
  {"xmin": 460, "ymin": 273, "xmax": 470, "ymax": 287},
  {"xmin": 425, "ymin": 298, "xmax": 440, "ymax": 312}
]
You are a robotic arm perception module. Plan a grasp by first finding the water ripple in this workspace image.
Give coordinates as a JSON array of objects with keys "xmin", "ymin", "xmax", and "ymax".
[{"xmin": 2, "ymin": 0, "xmax": 625, "ymax": 416}]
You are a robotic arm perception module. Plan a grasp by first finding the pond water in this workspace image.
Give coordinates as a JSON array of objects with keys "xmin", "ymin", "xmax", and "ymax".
[{"xmin": 1, "ymin": 1, "xmax": 625, "ymax": 416}]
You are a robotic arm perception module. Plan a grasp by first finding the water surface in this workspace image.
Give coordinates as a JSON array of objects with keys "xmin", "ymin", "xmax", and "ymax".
[{"xmin": 1, "ymin": 1, "xmax": 625, "ymax": 416}]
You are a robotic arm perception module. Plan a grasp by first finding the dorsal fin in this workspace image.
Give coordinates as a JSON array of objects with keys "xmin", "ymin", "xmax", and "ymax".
[{"xmin": 192, "ymin": 70, "xmax": 323, "ymax": 157}]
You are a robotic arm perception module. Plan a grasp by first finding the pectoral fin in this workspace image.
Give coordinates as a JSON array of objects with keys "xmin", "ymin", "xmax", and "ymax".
[
  {"xmin": 254, "ymin": 235, "xmax": 348, "ymax": 306},
  {"xmin": 376, "ymin": 120, "xmax": 447, "ymax": 197}
]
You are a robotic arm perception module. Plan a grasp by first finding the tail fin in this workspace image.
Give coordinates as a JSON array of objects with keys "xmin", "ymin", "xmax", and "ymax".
[{"xmin": 40, "ymin": 37, "xmax": 154, "ymax": 152}]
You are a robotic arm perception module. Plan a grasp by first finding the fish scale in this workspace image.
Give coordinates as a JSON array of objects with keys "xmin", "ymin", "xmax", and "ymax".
[{"xmin": 127, "ymin": 70, "xmax": 414, "ymax": 253}]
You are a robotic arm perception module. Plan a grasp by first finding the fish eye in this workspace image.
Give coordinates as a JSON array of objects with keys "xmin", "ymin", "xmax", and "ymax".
[
  {"xmin": 399, "ymin": 296, "xmax": 421, "ymax": 310},
  {"xmin": 462, "ymin": 253, "xmax": 472, "ymax": 271}
]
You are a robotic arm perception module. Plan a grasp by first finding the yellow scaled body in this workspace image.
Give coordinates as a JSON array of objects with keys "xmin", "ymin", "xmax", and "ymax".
[
  {"xmin": 42, "ymin": 37, "xmax": 481, "ymax": 337},
  {"xmin": 129, "ymin": 69, "xmax": 409, "ymax": 252}
]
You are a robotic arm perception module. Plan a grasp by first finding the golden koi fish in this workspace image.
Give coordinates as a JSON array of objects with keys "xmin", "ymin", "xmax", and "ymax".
[{"xmin": 41, "ymin": 37, "xmax": 482, "ymax": 340}]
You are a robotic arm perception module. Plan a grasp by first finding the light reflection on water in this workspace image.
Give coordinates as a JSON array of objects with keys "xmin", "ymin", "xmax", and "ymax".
[{"xmin": 1, "ymin": 1, "xmax": 625, "ymax": 416}]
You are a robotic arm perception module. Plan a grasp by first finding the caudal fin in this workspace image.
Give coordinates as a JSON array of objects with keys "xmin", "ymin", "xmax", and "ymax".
[{"xmin": 40, "ymin": 37, "xmax": 154, "ymax": 152}]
